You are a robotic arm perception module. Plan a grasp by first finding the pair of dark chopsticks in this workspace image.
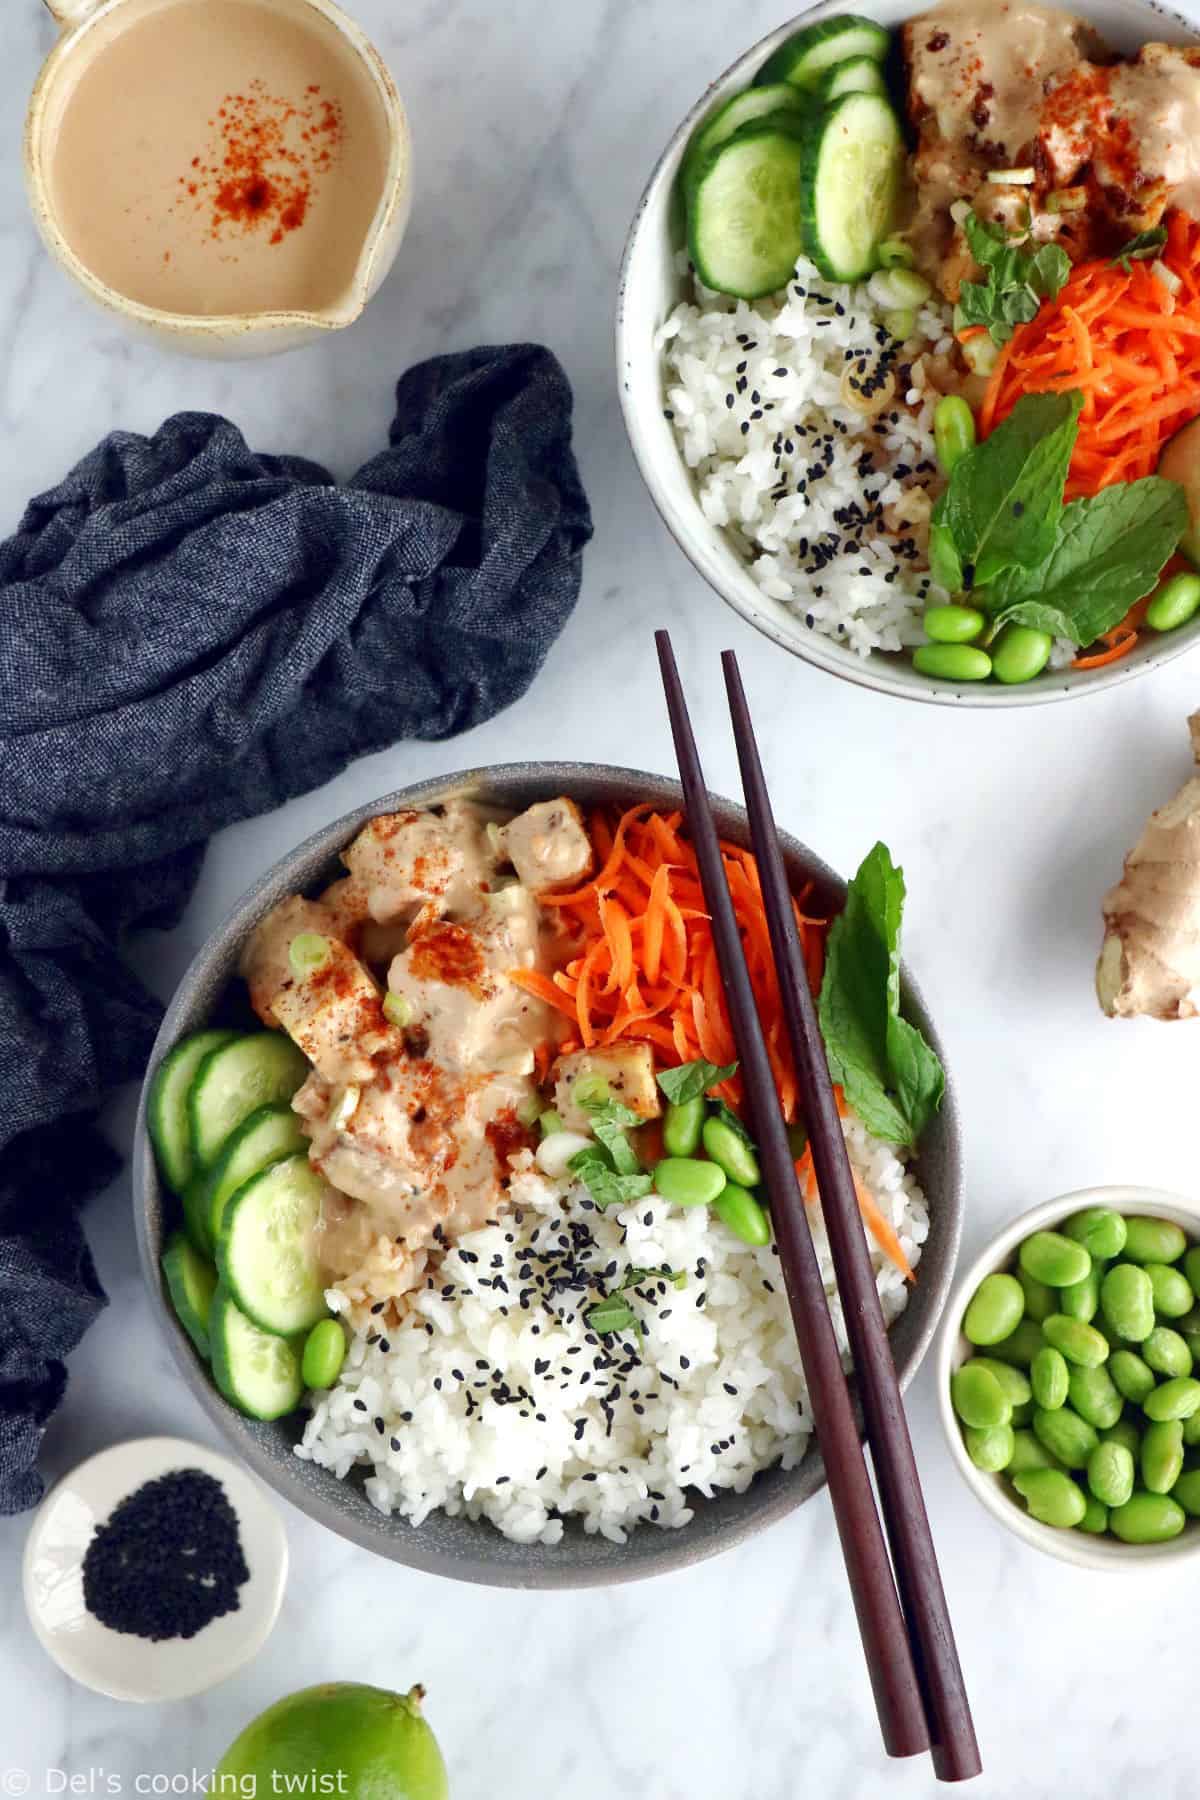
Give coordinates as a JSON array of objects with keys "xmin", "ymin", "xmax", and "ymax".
[{"xmin": 655, "ymin": 630, "xmax": 980, "ymax": 1784}]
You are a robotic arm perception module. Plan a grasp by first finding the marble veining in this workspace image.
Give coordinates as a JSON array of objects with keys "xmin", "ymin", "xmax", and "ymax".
[{"xmin": 2, "ymin": 2, "xmax": 1199, "ymax": 1794}]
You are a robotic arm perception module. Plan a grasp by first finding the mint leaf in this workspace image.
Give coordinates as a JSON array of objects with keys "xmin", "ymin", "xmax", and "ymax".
[
  {"xmin": 958, "ymin": 214, "xmax": 1070, "ymax": 344},
  {"xmin": 621, "ymin": 1265, "xmax": 687, "ymax": 1292},
  {"xmin": 817, "ymin": 843, "xmax": 944, "ymax": 1149},
  {"xmin": 579, "ymin": 1095, "xmax": 643, "ymax": 1175},
  {"xmin": 1109, "ymin": 227, "xmax": 1167, "ymax": 273},
  {"xmin": 710, "ymin": 1098, "xmax": 755, "ymax": 1149},
  {"xmin": 586, "ymin": 1296, "xmax": 639, "ymax": 1335},
  {"xmin": 988, "ymin": 477, "xmax": 1187, "ymax": 645},
  {"xmin": 569, "ymin": 1152, "xmax": 653, "ymax": 1211},
  {"xmin": 930, "ymin": 391, "xmax": 1081, "ymax": 590},
  {"xmin": 656, "ymin": 1059, "xmax": 738, "ymax": 1105}
]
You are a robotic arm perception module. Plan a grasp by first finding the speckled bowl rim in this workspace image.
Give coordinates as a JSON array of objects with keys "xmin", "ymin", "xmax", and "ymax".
[
  {"xmin": 937, "ymin": 1185, "xmax": 1200, "ymax": 1570},
  {"xmin": 615, "ymin": 0, "xmax": 1200, "ymax": 709},
  {"xmin": 134, "ymin": 761, "xmax": 963, "ymax": 1588}
]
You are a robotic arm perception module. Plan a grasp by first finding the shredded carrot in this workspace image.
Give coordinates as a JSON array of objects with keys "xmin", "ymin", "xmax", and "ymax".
[
  {"xmin": 1072, "ymin": 624, "xmax": 1139, "ymax": 669},
  {"xmin": 852, "ymin": 1174, "xmax": 916, "ymax": 1285},
  {"xmin": 980, "ymin": 211, "xmax": 1200, "ymax": 500}
]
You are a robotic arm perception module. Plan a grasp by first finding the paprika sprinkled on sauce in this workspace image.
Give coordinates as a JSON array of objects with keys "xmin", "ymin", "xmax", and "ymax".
[{"xmin": 177, "ymin": 79, "xmax": 345, "ymax": 246}]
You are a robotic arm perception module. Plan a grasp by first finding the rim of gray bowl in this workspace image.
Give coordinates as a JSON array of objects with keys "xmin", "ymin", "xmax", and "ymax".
[
  {"xmin": 134, "ymin": 761, "xmax": 964, "ymax": 1588},
  {"xmin": 614, "ymin": 0, "xmax": 1200, "ymax": 709}
]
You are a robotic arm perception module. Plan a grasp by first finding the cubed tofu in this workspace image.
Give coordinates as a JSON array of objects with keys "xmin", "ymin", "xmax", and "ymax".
[
  {"xmin": 238, "ymin": 895, "xmax": 342, "ymax": 1027},
  {"xmin": 552, "ymin": 1044, "xmax": 661, "ymax": 1132},
  {"xmin": 498, "ymin": 798, "xmax": 593, "ymax": 896},
  {"xmin": 341, "ymin": 801, "xmax": 491, "ymax": 923},
  {"xmin": 272, "ymin": 940, "xmax": 399, "ymax": 1085}
]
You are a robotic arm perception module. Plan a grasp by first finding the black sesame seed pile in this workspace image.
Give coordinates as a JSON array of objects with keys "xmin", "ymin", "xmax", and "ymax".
[{"xmin": 82, "ymin": 1469, "xmax": 249, "ymax": 1642}]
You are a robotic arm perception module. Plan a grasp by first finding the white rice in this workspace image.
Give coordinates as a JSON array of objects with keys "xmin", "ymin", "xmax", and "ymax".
[
  {"xmin": 657, "ymin": 254, "xmax": 959, "ymax": 657},
  {"xmin": 296, "ymin": 1112, "xmax": 928, "ymax": 1545}
]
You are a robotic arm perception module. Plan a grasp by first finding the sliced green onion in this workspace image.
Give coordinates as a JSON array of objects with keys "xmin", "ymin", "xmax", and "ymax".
[
  {"xmin": 383, "ymin": 990, "xmax": 413, "ymax": 1028},
  {"xmin": 884, "ymin": 268, "xmax": 932, "ymax": 306},
  {"xmin": 289, "ymin": 932, "xmax": 332, "ymax": 978},
  {"xmin": 573, "ymin": 1074, "xmax": 612, "ymax": 1109},
  {"xmin": 986, "ymin": 167, "xmax": 1035, "ymax": 184},
  {"xmin": 1046, "ymin": 187, "xmax": 1086, "ymax": 213},
  {"xmin": 538, "ymin": 1109, "xmax": 564, "ymax": 1138},
  {"xmin": 878, "ymin": 236, "xmax": 916, "ymax": 269},
  {"xmin": 516, "ymin": 1093, "xmax": 543, "ymax": 1128},
  {"xmin": 883, "ymin": 308, "xmax": 917, "ymax": 341},
  {"xmin": 962, "ymin": 333, "xmax": 1001, "ymax": 375}
]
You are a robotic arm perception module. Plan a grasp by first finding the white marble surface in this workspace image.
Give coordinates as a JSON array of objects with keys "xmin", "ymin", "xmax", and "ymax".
[{"xmin": 3, "ymin": 1, "xmax": 1200, "ymax": 1795}]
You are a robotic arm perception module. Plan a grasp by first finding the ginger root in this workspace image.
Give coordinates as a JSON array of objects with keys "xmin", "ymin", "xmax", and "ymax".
[{"xmin": 1097, "ymin": 712, "xmax": 1200, "ymax": 1019}]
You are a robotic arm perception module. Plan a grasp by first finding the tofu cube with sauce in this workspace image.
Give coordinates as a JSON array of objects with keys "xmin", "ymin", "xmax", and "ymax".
[
  {"xmin": 498, "ymin": 798, "xmax": 593, "ymax": 896},
  {"xmin": 552, "ymin": 1044, "xmax": 661, "ymax": 1132},
  {"xmin": 271, "ymin": 939, "xmax": 398, "ymax": 1085}
]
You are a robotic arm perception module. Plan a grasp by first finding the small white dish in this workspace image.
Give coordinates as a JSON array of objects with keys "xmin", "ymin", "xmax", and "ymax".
[
  {"xmin": 23, "ymin": 1435, "xmax": 288, "ymax": 1701},
  {"xmin": 937, "ymin": 1186, "xmax": 1200, "ymax": 1571}
]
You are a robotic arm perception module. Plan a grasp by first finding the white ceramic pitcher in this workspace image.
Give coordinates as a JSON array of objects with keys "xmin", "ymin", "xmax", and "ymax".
[{"xmin": 26, "ymin": 0, "xmax": 412, "ymax": 356}]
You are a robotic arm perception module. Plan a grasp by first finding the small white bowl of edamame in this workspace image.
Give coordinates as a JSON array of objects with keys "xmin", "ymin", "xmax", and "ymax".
[{"xmin": 937, "ymin": 1186, "xmax": 1200, "ymax": 1571}]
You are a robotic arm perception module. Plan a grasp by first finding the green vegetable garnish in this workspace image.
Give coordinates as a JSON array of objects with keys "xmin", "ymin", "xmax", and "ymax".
[
  {"xmin": 709, "ymin": 1098, "xmax": 756, "ymax": 1151},
  {"xmin": 655, "ymin": 1059, "xmax": 738, "ymax": 1105},
  {"xmin": 957, "ymin": 212, "xmax": 1070, "ymax": 346},
  {"xmin": 586, "ymin": 1296, "xmax": 640, "ymax": 1335},
  {"xmin": 578, "ymin": 1095, "xmax": 643, "ymax": 1176},
  {"xmin": 818, "ymin": 843, "xmax": 945, "ymax": 1149},
  {"xmin": 621, "ymin": 1265, "xmax": 687, "ymax": 1292},
  {"xmin": 568, "ymin": 1148, "xmax": 653, "ymax": 1211},
  {"xmin": 1109, "ymin": 226, "xmax": 1168, "ymax": 273}
]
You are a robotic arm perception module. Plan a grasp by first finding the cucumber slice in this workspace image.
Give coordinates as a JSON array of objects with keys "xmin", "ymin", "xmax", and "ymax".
[
  {"xmin": 801, "ymin": 91, "xmax": 904, "ymax": 281},
  {"xmin": 814, "ymin": 54, "xmax": 888, "ymax": 101},
  {"xmin": 689, "ymin": 122, "xmax": 807, "ymax": 300},
  {"xmin": 217, "ymin": 1152, "xmax": 329, "ymax": 1336},
  {"xmin": 682, "ymin": 84, "xmax": 807, "ymax": 199},
  {"xmin": 161, "ymin": 1231, "xmax": 217, "ymax": 1360},
  {"xmin": 147, "ymin": 1028, "xmax": 238, "ymax": 1193},
  {"xmin": 188, "ymin": 1032, "xmax": 309, "ymax": 1170},
  {"xmin": 757, "ymin": 15, "xmax": 890, "ymax": 89},
  {"xmin": 201, "ymin": 1102, "xmax": 308, "ymax": 1249},
  {"xmin": 210, "ymin": 1283, "xmax": 304, "ymax": 1421},
  {"xmin": 182, "ymin": 1175, "xmax": 216, "ymax": 1258}
]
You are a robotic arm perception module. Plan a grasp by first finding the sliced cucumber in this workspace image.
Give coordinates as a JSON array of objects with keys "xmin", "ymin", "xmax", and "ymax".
[
  {"xmin": 161, "ymin": 1231, "xmax": 217, "ymax": 1361},
  {"xmin": 814, "ymin": 54, "xmax": 888, "ymax": 101},
  {"xmin": 682, "ymin": 84, "xmax": 807, "ymax": 199},
  {"xmin": 757, "ymin": 15, "xmax": 890, "ymax": 89},
  {"xmin": 201, "ymin": 1102, "xmax": 308, "ymax": 1250},
  {"xmin": 218, "ymin": 1152, "xmax": 329, "ymax": 1336},
  {"xmin": 147, "ymin": 1028, "xmax": 238, "ymax": 1193},
  {"xmin": 689, "ymin": 122, "xmax": 807, "ymax": 300},
  {"xmin": 188, "ymin": 1031, "xmax": 309, "ymax": 1170},
  {"xmin": 801, "ymin": 91, "xmax": 904, "ymax": 281},
  {"xmin": 182, "ymin": 1176, "xmax": 216, "ymax": 1257},
  {"xmin": 210, "ymin": 1283, "xmax": 304, "ymax": 1421}
]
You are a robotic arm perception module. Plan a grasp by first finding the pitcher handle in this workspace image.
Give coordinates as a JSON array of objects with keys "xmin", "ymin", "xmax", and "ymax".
[{"xmin": 41, "ymin": 0, "xmax": 101, "ymax": 23}]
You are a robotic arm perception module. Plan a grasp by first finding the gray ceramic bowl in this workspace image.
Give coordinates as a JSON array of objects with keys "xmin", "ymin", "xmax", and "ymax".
[{"xmin": 134, "ymin": 762, "xmax": 963, "ymax": 1587}]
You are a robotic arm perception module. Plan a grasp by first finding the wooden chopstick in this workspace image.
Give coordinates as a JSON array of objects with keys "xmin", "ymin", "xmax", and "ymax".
[
  {"xmin": 655, "ymin": 629, "xmax": 929, "ymax": 1764},
  {"xmin": 721, "ymin": 647, "xmax": 981, "ymax": 1785}
]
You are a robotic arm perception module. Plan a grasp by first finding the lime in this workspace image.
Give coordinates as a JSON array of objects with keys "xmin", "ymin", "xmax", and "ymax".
[{"xmin": 215, "ymin": 1682, "xmax": 449, "ymax": 1799}]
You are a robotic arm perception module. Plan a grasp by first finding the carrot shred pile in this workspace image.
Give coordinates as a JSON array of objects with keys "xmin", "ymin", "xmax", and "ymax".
[
  {"xmin": 509, "ymin": 804, "xmax": 828, "ymax": 1126},
  {"xmin": 980, "ymin": 210, "xmax": 1200, "ymax": 500}
]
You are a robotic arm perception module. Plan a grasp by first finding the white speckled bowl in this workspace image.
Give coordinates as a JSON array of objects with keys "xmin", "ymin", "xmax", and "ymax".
[
  {"xmin": 937, "ymin": 1186, "xmax": 1200, "ymax": 1570},
  {"xmin": 616, "ymin": 0, "xmax": 1200, "ymax": 706},
  {"xmin": 134, "ymin": 762, "xmax": 963, "ymax": 1588}
]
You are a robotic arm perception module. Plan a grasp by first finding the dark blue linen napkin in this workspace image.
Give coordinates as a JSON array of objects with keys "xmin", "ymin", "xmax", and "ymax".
[{"xmin": 0, "ymin": 343, "xmax": 592, "ymax": 1512}]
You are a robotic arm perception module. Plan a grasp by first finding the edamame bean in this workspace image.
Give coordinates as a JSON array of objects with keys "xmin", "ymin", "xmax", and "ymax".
[
  {"xmin": 973, "ymin": 1359, "xmax": 1032, "ymax": 1409},
  {"xmin": 1077, "ymin": 1496, "xmax": 1109, "ymax": 1534},
  {"xmin": 1033, "ymin": 1405, "xmax": 1098, "ymax": 1469},
  {"xmin": 1144, "ymin": 1326, "xmax": 1193, "ymax": 1378},
  {"xmin": 1067, "ymin": 1364, "xmax": 1123, "ymax": 1429},
  {"xmin": 1008, "ymin": 1429, "xmax": 1062, "ymax": 1475},
  {"xmin": 1123, "ymin": 1216, "xmax": 1187, "ymax": 1266},
  {"xmin": 963, "ymin": 1272, "xmax": 1025, "ymax": 1346},
  {"xmin": 1142, "ymin": 1419, "xmax": 1184, "ymax": 1494},
  {"xmin": 1102, "ymin": 1418, "xmax": 1142, "ymax": 1459},
  {"xmin": 1020, "ymin": 1231, "xmax": 1092, "ymax": 1289},
  {"xmin": 965, "ymin": 1423, "xmax": 1015, "ymax": 1472},
  {"xmin": 714, "ymin": 1182, "xmax": 770, "ymax": 1247},
  {"xmin": 653, "ymin": 1157, "xmax": 726, "ymax": 1208},
  {"xmin": 1184, "ymin": 1249, "xmax": 1200, "ymax": 1296},
  {"xmin": 1171, "ymin": 1469, "xmax": 1200, "ymax": 1516},
  {"xmin": 991, "ymin": 625, "xmax": 1053, "ymax": 686},
  {"xmin": 1183, "ymin": 1408, "xmax": 1200, "ymax": 1448},
  {"xmin": 987, "ymin": 1318, "xmax": 1045, "ymax": 1367},
  {"xmin": 1100, "ymin": 1263, "xmax": 1155, "ymax": 1343},
  {"xmin": 1018, "ymin": 1268, "xmax": 1056, "ymax": 1323},
  {"xmin": 1144, "ymin": 1376, "xmax": 1200, "ymax": 1421},
  {"xmin": 1177, "ymin": 1308, "xmax": 1200, "ymax": 1364},
  {"xmin": 700, "ymin": 1117, "xmax": 760, "ymax": 1188},
  {"xmin": 662, "ymin": 1097, "xmax": 705, "ymax": 1159},
  {"xmin": 951, "ymin": 1361, "xmax": 1012, "ymax": 1430},
  {"xmin": 1064, "ymin": 1207, "xmax": 1127, "ymax": 1262},
  {"xmin": 1012, "ymin": 1468, "xmax": 1087, "ymax": 1528},
  {"xmin": 1087, "ymin": 1440, "xmax": 1135, "ymax": 1509},
  {"xmin": 1145, "ymin": 1263, "xmax": 1195, "ymax": 1319},
  {"xmin": 933, "ymin": 394, "xmax": 976, "ymax": 474},
  {"xmin": 1109, "ymin": 1349, "xmax": 1156, "ymax": 1405},
  {"xmin": 1109, "ymin": 1491, "xmax": 1186, "ymax": 1543},
  {"xmin": 1031, "ymin": 1346, "xmax": 1069, "ymax": 1411},
  {"xmin": 300, "ymin": 1317, "xmax": 346, "ymax": 1390},
  {"xmin": 1060, "ymin": 1266, "xmax": 1101, "ymax": 1324},
  {"xmin": 913, "ymin": 644, "xmax": 992, "ymax": 682},
  {"xmin": 1042, "ymin": 1313, "xmax": 1108, "ymax": 1368},
  {"xmin": 1145, "ymin": 571, "xmax": 1200, "ymax": 633},
  {"xmin": 923, "ymin": 603, "xmax": 985, "ymax": 645}
]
